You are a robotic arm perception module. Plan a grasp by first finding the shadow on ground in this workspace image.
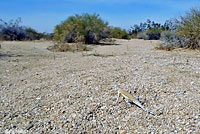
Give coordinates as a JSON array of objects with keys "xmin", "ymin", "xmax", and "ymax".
[
  {"xmin": 0, "ymin": 53, "xmax": 23, "ymax": 58},
  {"xmin": 94, "ymin": 42, "xmax": 121, "ymax": 46}
]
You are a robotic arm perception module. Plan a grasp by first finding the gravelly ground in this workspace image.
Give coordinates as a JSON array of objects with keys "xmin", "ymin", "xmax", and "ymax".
[{"xmin": 0, "ymin": 39, "xmax": 200, "ymax": 133}]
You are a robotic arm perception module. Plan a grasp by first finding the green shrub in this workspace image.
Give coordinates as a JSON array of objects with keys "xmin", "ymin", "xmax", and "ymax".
[
  {"xmin": 130, "ymin": 34, "xmax": 137, "ymax": 39},
  {"xmin": 26, "ymin": 28, "xmax": 43, "ymax": 40},
  {"xmin": 176, "ymin": 8, "xmax": 200, "ymax": 49},
  {"xmin": 110, "ymin": 27, "xmax": 130, "ymax": 39},
  {"xmin": 129, "ymin": 19, "xmax": 178, "ymax": 40},
  {"xmin": 159, "ymin": 8, "xmax": 200, "ymax": 50},
  {"xmin": 54, "ymin": 13, "xmax": 109, "ymax": 44},
  {"xmin": 146, "ymin": 28, "xmax": 161, "ymax": 40}
]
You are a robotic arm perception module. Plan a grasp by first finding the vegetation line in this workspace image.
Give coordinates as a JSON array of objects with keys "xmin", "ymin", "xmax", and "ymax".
[{"xmin": 0, "ymin": 8, "xmax": 199, "ymax": 51}]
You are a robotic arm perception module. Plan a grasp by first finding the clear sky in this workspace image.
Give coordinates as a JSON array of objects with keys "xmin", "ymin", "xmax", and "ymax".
[{"xmin": 0, "ymin": 0, "xmax": 199, "ymax": 33}]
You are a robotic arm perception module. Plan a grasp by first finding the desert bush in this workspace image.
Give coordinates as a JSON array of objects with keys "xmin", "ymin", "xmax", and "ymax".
[
  {"xmin": 110, "ymin": 27, "xmax": 130, "ymax": 39},
  {"xmin": 159, "ymin": 8, "xmax": 200, "ymax": 50},
  {"xmin": 176, "ymin": 8, "xmax": 200, "ymax": 49},
  {"xmin": 26, "ymin": 28, "xmax": 43, "ymax": 40},
  {"xmin": 54, "ymin": 13, "xmax": 109, "ymax": 44},
  {"xmin": 0, "ymin": 18, "xmax": 48, "ymax": 41},
  {"xmin": 160, "ymin": 30, "xmax": 195, "ymax": 51},
  {"xmin": 130, "ymin": 19, "xmax": 163, "ymax": 40},
  {"xmin": 0, "ymin": 18, "xmax": 27, "ymax": 40},
  {"xmin": 160, "ymin": 30, "xmax": 186, "ymax": 50},
  {"xmin": 162, "ymin": 20, "xmax": 176, "ymax": 31},
  {"xmin": 161, "ymin": 30, "xmax": 175, "ymax": 43},
  {"xmin": 130, "ymin": 22, "xmax": 147, "ymax": 36},
  {"xmin": 129, "ymin": 33, "xmax": 137, "ymax": 39},
  {"xmin": 43, "ymin": 33, "xmax": 54, "ymax": 40},
  {"xmin": 146, "ymin": 28, "xmax": 162, "ymax": 40},
  {"xmin": 137, "ymin": 32, "xmax": 147, "ymax": 40}
]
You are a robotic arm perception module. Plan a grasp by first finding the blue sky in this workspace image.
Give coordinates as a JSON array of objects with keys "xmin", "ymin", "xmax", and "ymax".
[{"xmin": 0, "ymin": 0, "xmax": 199, "ymax": 33}]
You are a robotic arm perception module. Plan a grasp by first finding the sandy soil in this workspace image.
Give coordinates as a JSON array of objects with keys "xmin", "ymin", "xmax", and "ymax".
[{"xmin": 0, "ymin": 39, "xmax": 200, "ymax": 133}]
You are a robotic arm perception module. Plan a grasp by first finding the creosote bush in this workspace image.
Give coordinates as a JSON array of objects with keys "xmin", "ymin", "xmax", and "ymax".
[
  {"xmin": 159, "ymin": 8, "xmax": 200, "ymax": 50},
  {"xmin": 176, "ymin": 8, "xmax": 200, "ymax": 49},
  {"xmin": 54, "ymin": 13, "xmax": 110, "ymax": 44},
  {"xmin": 159, "ymin": 30, "xmax": 181, "ymax": 50},
  {"xmin": 146, "ymin": 28, "xmax": 161, "ymax": 40},
  {"xmin": 109, "ymin": 27, "xmax": 130, "ymax": 39},
  {"xmin": 26, "ymin": 28, "xmax": 43, "ymax": 40}
]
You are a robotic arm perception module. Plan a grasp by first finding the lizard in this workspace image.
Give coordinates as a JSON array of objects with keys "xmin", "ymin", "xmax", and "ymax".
[
  {"xmin": 117, "ymin": 89, "xmax": 155, "ymax": 116},
  {"xmin": 117, "ymin": 89, "xmax": 171, "ymax": 128}
]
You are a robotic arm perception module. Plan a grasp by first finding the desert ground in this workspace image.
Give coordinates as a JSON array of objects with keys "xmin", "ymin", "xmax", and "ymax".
[{"xmin": 0, "ymin": 39, "xmax": 199, "ymax": 133}]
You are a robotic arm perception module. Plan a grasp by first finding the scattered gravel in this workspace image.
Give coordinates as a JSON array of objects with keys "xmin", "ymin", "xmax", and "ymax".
[{"xmin": 0, "ymin": 40, "xmax": 200, "ymax": 133}]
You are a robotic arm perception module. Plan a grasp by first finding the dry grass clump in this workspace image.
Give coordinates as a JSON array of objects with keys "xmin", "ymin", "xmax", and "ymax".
[
  {"xmin": 155, "ymin": 43, "xmax": 174, "ymax": 51},
  {"xmin": 47, "ymin": 43, "xmax": 91, "ymax": 52}
]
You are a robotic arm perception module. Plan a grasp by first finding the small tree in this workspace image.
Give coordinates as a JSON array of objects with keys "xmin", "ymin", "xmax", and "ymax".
[{"xmin": 54, "ymin": 13, "xmax": 110, "ymax": 44}]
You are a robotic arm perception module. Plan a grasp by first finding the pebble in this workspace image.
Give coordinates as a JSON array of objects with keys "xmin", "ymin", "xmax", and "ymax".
[{"xmin": 119, "ymin": 130, "xmax": 126, "ymax": 134}]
